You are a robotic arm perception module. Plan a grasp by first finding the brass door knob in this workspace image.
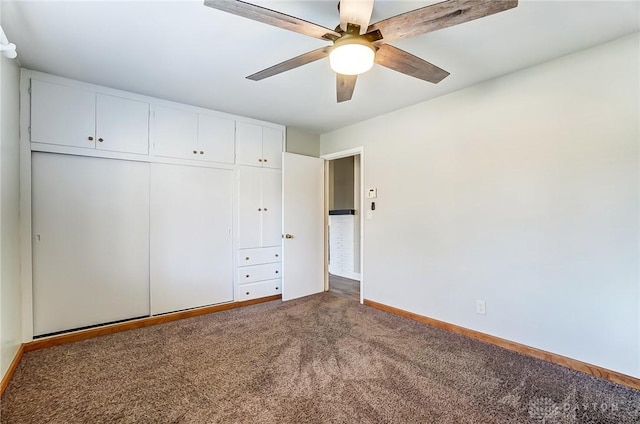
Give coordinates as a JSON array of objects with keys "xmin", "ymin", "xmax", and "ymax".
[{"xmin": 285, "ymin": 234, "xmax": 293, "ymax": 239}]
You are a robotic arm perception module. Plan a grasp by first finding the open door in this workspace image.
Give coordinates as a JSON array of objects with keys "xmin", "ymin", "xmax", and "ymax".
[{"xmin": 282, "ymin": 152, "xmax": 325, "ymax": 301}]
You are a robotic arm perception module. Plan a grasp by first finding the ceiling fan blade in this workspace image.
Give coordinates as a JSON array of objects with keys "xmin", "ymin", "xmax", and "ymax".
[
  {"xmin": 339, "ymin": 0, "xmax": 375, "ymax": 34},
  {"xmin": 375, "ymin": 44, "xmax": 449, "ymax": 84},
  {"xmin": 337, "ymin": 74, "xmax": 357, "ymax": 103},
  {"xmin": 247, "ymin": 48, "xmax": 329, "ymax": 81},
  {"xmin": 204, "ymin": 0, "xmax": 340, "ymax": 41},
  {"xmin": 368, "ymin": 0, "xmax": 518, "ymax": 43}
]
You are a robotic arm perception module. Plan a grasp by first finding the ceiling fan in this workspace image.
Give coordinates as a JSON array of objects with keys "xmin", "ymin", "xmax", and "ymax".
[{"xmin": 204, "ymin": 0, "xmax": 518, "ymax": 102}]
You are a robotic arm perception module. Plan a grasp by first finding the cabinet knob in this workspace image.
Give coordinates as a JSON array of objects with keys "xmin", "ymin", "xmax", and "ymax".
[
  {"xmin": 88, "ymin": 136, "xmax": 94, "ymax": 141},
  {"xmin": 98, "ymin": 138, "xmax": 104, "ymax": 143},
  {"xmin": 275, "ymin": 254, "xmax": 279, "ymax": 257},
  {"xmin": 258, "ymin": 208, "xmax": 262, "ymax": 211},
  {"xmin": 258, "ymin": 159, "xmax": 263, "ymax": 162},
  {"xmin": 200, "ymin": 151, "xmax": 204, "ymax": 155},
  {"xmin": 275, "ymin": 270, "xmax": 279, "ymax": 274},
  {"xmin": 264, "ymin": 158, "xmax": 268, "ymax": 162},
  {"xmin": 264, "ymin": 208, "xmax": 268, "ymax": 211},
  {"xmin": 245, "ymin": 257, "xmax": 250, "ymax": 260},
  {"xmin": 246, "ymin": 292, "xmax": 250, "ymax": 295},
  {"xmin": 246, "ymin": 274, "xmax": 250, "ymax": 278},
  {"xmin": 275, "ymin": 287, "xmax": 279, "ymax": 290},
  {"xmin": 193, "ymin": 150, "xmax": 197, "ymax": 154}
]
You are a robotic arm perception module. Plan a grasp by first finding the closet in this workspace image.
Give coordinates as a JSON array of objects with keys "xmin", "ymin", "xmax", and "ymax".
[{"xmin": 25, "ymin": 70, "xmax": 285, "ymax": 336}]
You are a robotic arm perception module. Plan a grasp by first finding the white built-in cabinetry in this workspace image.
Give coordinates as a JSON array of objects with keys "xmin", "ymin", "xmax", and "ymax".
[
  {"xmin": 236, "ymin": 167, "xmax": 282, "ymax": 300},
  {"xmin": 236, "ymin": 122, "xmax": 283, "ymax": 169},
  {"xmin": 30, "ymin": 79, "xmax": 150, "ymax": 155},
  {"xmin": 153, "ymin": 106, "xmax": 235, "ymax": 164},
  {"xmin": 24, "ymin": 70, "xmax": 284, "ymax": 336}
]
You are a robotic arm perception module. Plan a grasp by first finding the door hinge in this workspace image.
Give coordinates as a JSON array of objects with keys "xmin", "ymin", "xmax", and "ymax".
[{"xmin": 28, "ymin": 126, "xmax": 31, "ymax": 134}]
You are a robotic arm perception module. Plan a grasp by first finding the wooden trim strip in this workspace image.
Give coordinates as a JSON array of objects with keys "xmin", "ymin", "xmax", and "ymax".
[
  {"xmin": 24, "ymin": 295, "xmax": 281, "ymax": 353},
  {"xmin": 1, "ymin": 344, "xmax": 25, "ymax": 396},
  {"xmin": 364, "ymin": 299, "xmax": 640, "ymax": 391}
]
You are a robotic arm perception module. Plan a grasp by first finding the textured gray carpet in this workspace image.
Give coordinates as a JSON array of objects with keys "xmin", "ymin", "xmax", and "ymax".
[{"xmin": 2, "ymin": 293, "xmax": 639, "ymax": 423}]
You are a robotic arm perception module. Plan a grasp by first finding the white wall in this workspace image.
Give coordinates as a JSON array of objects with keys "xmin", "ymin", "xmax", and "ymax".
[
  {"xmin": 0, "ymin": 2, "xmax": 23, "ymax": 379},
  {"xmin": 321, "ymin": 33, "xmax": 640, "ymax": 377},
  {"xmin": 286, "ymin": 128, "xmax": 319, "ymax": 157}
]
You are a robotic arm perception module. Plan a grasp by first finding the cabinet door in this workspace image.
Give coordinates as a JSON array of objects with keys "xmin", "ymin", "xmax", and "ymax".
[
  {"xmin": 96, "ymin": 94, "xmax": 149, "ymax": 155},
  {"xmin": 197, "ymin": 114, "xmax": 235, "ymax": 164},
  {"xmin": 30, "ymin": 79, "xmax": 96, "ymax": 149},
  {"xmin": 237, "ymin": 167, "xmax": 263, "ymax": 248},
  {"xmin": 153, "ymin": 106, "xmax": 198, "ymax": 159},
  {"xmin": 150, "ymin": 164, "xmax": 233, "ymax": 315},
  {"xmin": 32, "ymin": 153, "xmax": 150, "ymax": 336},
  {"xmin": 236, "ymin": 122, "xmax": 263, "ymax": 167},
  {"xmin": 261, "ymin": 170, "xmax": 282, "ymax": 247},
  {"xmin": 262, "ymin": 127, "xmax": 283, "ymax": 169}
]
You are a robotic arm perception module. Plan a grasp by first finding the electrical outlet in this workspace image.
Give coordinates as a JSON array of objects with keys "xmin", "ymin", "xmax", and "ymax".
[{"xmin": 476, "ymin": 300, "xmax": 486, "ymax": 315}]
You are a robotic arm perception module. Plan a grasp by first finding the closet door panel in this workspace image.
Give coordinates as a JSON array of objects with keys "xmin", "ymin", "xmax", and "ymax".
[
  {"xmin": 197, "ymin": 114, "xmax": 235, "ymax": 164},
  {"xmin": 261, "ymin": 170, "xmax": 283, "ymax": 247},
  {"xmin": 30, "ymin": 79, "xmax": 96, "ymax": 148},
  {"xmin": 153, "ymin": 106, "xmax": 198, "ymax": 159},
  {"xmin": 96, "ymin": 94, "xmax": 150, "ymax": 155},
  {"xmin": 150, "ymin": 164, "xmax": 233, "ymax": 314},
  {"xmin": 237, "ymin": 167, "xmax": 263, "ymax": 248},
  {"xmin": 262, "ymin": 127, "xmax": 283, "ymax": 169},
  {"xmin": 236, "ymin": 122, "xmax": 263, "ymax": 167},
  {"xmin": 32, "ymin": 153, "xmax": 150, "ymax": 336}
]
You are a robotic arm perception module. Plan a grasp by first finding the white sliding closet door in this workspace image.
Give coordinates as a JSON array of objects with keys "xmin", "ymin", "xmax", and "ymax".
[
  {"xmin": 150, "ymin": 164, "xmax": 233, "ymax": 314},
  {"xmin": 32, "ymin": 153, "xmax": 150, "ymax": 336}
]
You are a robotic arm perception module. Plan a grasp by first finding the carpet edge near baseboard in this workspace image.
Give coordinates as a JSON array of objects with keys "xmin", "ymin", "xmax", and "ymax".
[
  {"xmin": 0, "ymin": 344, "xmax": 24, "ymax": 396},
  {"xmin": 1, "ymin": 294, "xmax": 282, "ymax": 396},
  {"xmin": 363, "ymin": 299, "xmax": 640, "ymax": 391}
]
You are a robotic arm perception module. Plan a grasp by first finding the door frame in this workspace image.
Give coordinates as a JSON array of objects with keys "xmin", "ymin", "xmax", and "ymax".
[{"xmin": 320, "ymin": 147, "xmax": 365, "ymax": 304}]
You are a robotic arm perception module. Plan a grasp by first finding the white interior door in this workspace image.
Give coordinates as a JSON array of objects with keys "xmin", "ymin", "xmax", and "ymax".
[{"xmin": 282, "ymin": 153, "xmax": 325, "ymax": 301}]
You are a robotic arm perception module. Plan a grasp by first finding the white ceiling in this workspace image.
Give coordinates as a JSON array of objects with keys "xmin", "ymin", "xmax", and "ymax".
[{"xmin": 3, "ymin": 1, "xmax": 639, "ymax": 134}]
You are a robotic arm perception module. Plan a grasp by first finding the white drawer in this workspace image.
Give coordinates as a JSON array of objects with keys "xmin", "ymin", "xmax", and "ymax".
[
  {"xmin": 237, "ymin": 262, "xmax": 281, "ymax": 284},
  {"xmin": 237, "ymin": 279, "xmax": 281, "ymax": 301},
  {"xmin": 238, "ymin": 246, "xmax": 281, "ymax": 266}
]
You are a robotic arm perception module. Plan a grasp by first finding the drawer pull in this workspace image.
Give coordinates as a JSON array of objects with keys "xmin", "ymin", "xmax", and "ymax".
[
  {"xmin": 246, "ymin": 292, "xmax": 250, "ymax": 295},
  {"xmin": 245, "ymin": 257, "xmax": 250, "ymax": 260},
  {"xmin": 246, "ymin": 274, "xmax": 250, "ymax": 278},
  {"xmin": 275, "ymin": 254, "xmax": 279, "ymax": 257},
  {"xmin": 275, "ymin": 270, "xmax": 279, "ymax": 274},
  {"xmin": 275, "ymin": 287, "xmax": 279, "ymax": 290}
]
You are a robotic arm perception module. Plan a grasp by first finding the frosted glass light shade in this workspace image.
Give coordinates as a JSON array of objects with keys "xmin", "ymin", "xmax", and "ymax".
[{"xmin": 329, "ymin": 42, "xmax": 375, "ymax": 75}]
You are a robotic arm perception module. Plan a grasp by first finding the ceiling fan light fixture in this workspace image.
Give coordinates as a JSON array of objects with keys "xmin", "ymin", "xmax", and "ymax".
[{"xmin": 329, "ymin": 37, "xmax": 375, "ymax": 76}]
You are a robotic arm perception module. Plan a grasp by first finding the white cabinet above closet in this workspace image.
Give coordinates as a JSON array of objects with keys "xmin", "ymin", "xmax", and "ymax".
[
  {"xmin": 30, "ymin": 79, "xmax": 150, "ymax": 155},
  {"xmin": 236, "ymin": 122, "xmax": 283, "ymax": 169},
  {"xmin": 153, "ymin": 106, "xmax": 235, "ymax": 164}
]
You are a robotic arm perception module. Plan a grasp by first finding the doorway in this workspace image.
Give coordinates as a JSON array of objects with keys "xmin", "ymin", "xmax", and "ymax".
[{"xmin": 322, "ymin": 149, "xmax": 363, "ymax": 303}]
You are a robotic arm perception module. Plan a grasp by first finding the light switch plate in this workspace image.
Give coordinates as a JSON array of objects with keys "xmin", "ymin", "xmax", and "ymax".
[{"xmin": 367, "ymin": 188, "xmax": 377, "ymax": 199}]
